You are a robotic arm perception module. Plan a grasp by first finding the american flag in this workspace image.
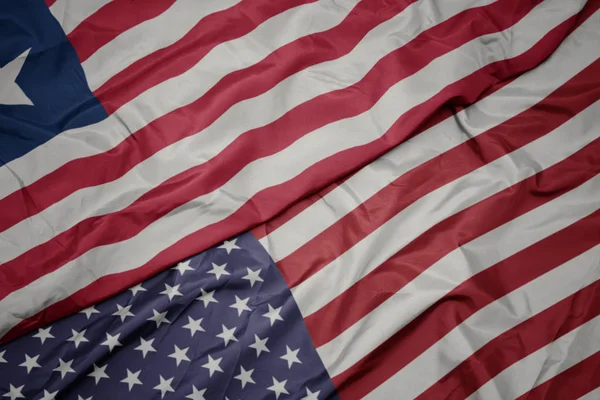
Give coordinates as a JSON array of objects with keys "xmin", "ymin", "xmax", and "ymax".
[{"xmin": 1, "ymin": 0, "xmax": 600, "ymax": 398}]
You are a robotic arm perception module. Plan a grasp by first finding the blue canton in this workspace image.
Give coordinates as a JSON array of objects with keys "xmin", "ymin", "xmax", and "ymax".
[
  {"xmin": 0, "ymin": 232, "xmax": 339, "ymax": 400},
  {"xmin": 0, "ymin": 0, "xmax": 107, "ymax": 165}
]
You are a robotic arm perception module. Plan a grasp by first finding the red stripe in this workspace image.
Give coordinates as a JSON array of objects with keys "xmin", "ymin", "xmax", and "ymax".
[
  {"xmin": 332, "ymin": 184, "xmax": 600, "ymax": 400},
  {"xmin": 418, "ymin": 277, "xmax": 600, "ymax": 399},
  {"xmin": 515, "ymin": 351, "xmax": 600, "ymax": 400},
  {"xmin": 303, "ymin": 58, "xmax": 600, "ymax": 348},
  {"xmin": 0, "ymin": 0, "xmax": 559, "ymax": 304},
  {"xmin": 94, "ymin": 0, "xmax": 316, "ymax": 113},
  {"xmin": 68, "ymin": 0, "xmax": 177, "ymax": 63},
  {"xmin": 0, "ymin": 0, "xmax": 417, "ymax": 236},
  {"xmin": 45, "ymin": 0, "xmax": 56, "ymax": 7},
  {"xmin": 0, "ymin": 26, "xmax": 575, "ymax": 342}
]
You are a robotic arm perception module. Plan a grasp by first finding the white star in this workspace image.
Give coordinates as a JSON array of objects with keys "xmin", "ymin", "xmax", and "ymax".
[
  {"xmin": 121, "ymin": 369, "xmax": 142, "ymax": 391},
  {"xmin": 0, "ymin": 350, "xmax": 6, "ymax": 363},
  {"xmin": 2, "ymin": 384, "xmax": 24, "ymax": 400},
  {"xmin": 234, "ymin": 366, "xmax": 255, "ymax": 389},
  {"xmin": 216, "ymin": 324, "xmax": 238, "ymax": 346},
  {"xmin": 153, "ymin": 376, "xmax": 175, "ymax": 399},
  {"xmin": 242, "ymin": 267, "xmax": 264, "ymax": 287},
  {"xmin": 168, "ymin": 345, "xmax": 191, "ymax": 366},
  {"xmin": 19, "ymin": 354, "xmax": 41, "ymax": 374},
  {"xmin": 160, "ymin": 283, "xmax": 183, "ymax": 301},
  {"xmin": 129, "ymin": 283, "xmax": 147, "ymax": 296},
  {"xmin": 301, "ymin": 388, "xmax": 321, "ymax": 400},
  {"xmin": 67, "ymin": 329, "xmax": 89, "ymax": 348},
  {"xmin": 80, "ymin": 306, "xmax": 100, "ymax": 320},
  {"xmin": 201, "ymin": 355, "xmax": 223, "ymax": 377},
  {"xmin": 196, "ymin": 288, "xmax": 218, "ymax": 307},
  {"xmin": 53, "ymin": 358, "xmax": 75, "ymax": 379},
  {"xmin": 135, "ymin": 337, "xmax": 157, "ymax": 358},
  {"xmin": 173, "ymin": 260, "xmax": 194, "ymax": 275},
  {"xmin": 263, "ymin": 304, "xmax": 284, "ymax": 326},
  {"xmin": 267, "ymin": 377, "xmax": 289, "ymax": 399},
  {"xmin": 39, "ymin": 390, "xmax": 58, "ymax": 400},
  {"xmin": 87, "ymin": 363, "xmax": 109, "ymax": 385},
  {"xmin": 148, "ymin": 309, "xmax": 171, "ymax": 327},
  {"xmin": 218, "ymin": 239, "xmax": 241, "ymax": 254},
  {"xmin": 185, "ymin": 386, "xmax": 206, "ymax": 400},
  {"xmin": 182, "ymin": 316, "xmax": 205, "ymax": 337},
  {"xmin": 112, "ymin": 304, "xmax": 135, "ymax": 322},
  {"xmin": 280, "ymin": 346, "xmax": 302, "ymax": 369},
  {"xmin": 229, "ymin": 296, "xmax": 251, "ymax": 316},
  {"xmin": 249, "ymin": 334, "xmax": 270, "ymax": 357},
  {"xmin": 101, "ymin": 333, "xmax": 122, "ymax": 352},
  {"xmin": 0, "ymin": 49, "xmax": 33, "ymax": 106},
  {"xmin": 207, "ymin": 263, "xmax": 230, "ymax": 280},
  {"xmin": 32, "ymin": 327, "xmax": 54, "ymax": 344},
  {"xmin": 78, "ymin": 396, "xmax": 93, "ymax": 400}
]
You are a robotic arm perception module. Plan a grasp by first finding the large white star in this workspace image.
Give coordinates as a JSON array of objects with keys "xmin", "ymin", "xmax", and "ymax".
[
  {"xmin": 160, "ymin": 283, "xmax": 183, "ymax": 301},
  {"xmin": 280, "ymin": 346, "xmax": 302, "ymax": 369},
  {"xmin": 153, "ymin": 376, "xmax": 175, "ymax": 399},
  {"xmin": 207, "ymin": 263, "xmax": 230, "ymax": 280},
  {"xmin": 229, "ymin": 296, "xmax": 251, "ymax": 316},
  {"xmin": 248, "ymin": 334, "xmax": 270, "ymax": 357},
  {"xmin": 0, "ymin": 49, "xmax": 33, "ymax": 106},
  {"xmin": 134, "ymin": 337, "xmax": 157, "ymax": 358},
  {"xmin": 218, "ymin": 239, "xmax": 241, "ymax": 254},
  {"xmin": 88, "ymin": 363, "xmax": 109, "ymax": 385},
  {"xmin": 67, "ymin": 329, "xmax": 89, "ymax": 348},
  {"xmin": 2, "ymin": 384, "xmax": 24, "ymax": 400},
  {"xmin": 121, "ymin": 369, "xmax": 143, "ymax": 391},
  {"xmin": 112, "ymin": 304, "xmax": 135, "ymax": 322},
  {"xmin": 168, "ymin": 345, "xmax": 191, "ymax": 366},
  {"xmin": 39, "ymin": 390, "xmax": 58, "ymax": 400},
  {"xmin": 234, "ymin": 366, "xmax": 255, "ymax": 389},
  {"xmin": 242, "ymin": 267, "xmax": 264, "ymax": 287},
  {"xmin": 201, "ymin": 355, "xmax": 223, "ymax": 377},
  {"xmin": 147, "ymin": 309, "xmax": 171, "ymax": 327},
  {"xmin": 0, "ymin": 350, "xmax": 6, "ymax": 363},
  {"xmin": 78, "ymin": 396, "xmax": 93, "ymax": 400},
  {"xmin": 185, "ymin": 386, "xmax": 206, "ymax": 400},
  {"xmin": 263, "ymin": 304, "xmax": 284, "ymax": 326},
  {"xmin": 267, "ymin": 377, "xmax": 289, "ymax": 399},
  {"xmin": 32, "ymin": 327, "xmax": 55, "ymax": 344},
  {"xmin": 101, "ymin": 333, "xmax": 122, "ymax": 353},
  {"xmin": 196, "ymin": 288, "xmax": 218, "ymax": 307},
  {"xmin": 19, "ymin": 354, "xmax": 41, "ymax": 374},
  {"xmin": 53, "ymin": 358, "xmax": 76, "ymax": 379},
  {"xmin": 182, "ymin": 316, "xmax": 205, "ymax": 337},
  {"xmin": 216, "ymin": 324, "xmax": 238, "ymax": 346},
  {"xmin": 79, "ymin": 306, "xmax": 100, "ymax": 320},
  {"xmin": 173, "ymin": 260, "xmax": 194, "ymax": 275},
  {"xmin": 301, "ymin": 388, "xmax": 320, "ymax": 400}
]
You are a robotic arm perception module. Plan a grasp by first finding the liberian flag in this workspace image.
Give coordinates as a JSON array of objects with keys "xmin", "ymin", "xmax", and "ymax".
[{"xmin": 0, "ymin": 0, "xmax": 599, "ymax": 398}]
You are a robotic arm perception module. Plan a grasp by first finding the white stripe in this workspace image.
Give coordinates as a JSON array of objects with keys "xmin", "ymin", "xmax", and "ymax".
[
  {"xmin": 316, "ymin": 118, "xmax": 600, "ymax": 379},
  {"xmin": 579, "ymin": 387, "xmax": 600, "ymax": 400},
  {"xmin": 83, "ymin": 0, "xmax": 242, "ymax": 91},
  {"xmin": 49, "ymin": 0, "xmax": 111, "ymax": 35},
  {"xmin": 467, "ymin": 316, "xmax": 600, "ymax": 400},
  {"xmin": 293, "ymin": 90, "xmax": 599, "ymax": 319},
  {"xmin": 0, "ymin": 0, "xmax": 573, "ymax": 338},
  {"xmin": 260, "ymin": 5, "xmax": 600, "ymax": 264},
  {"xmin": 367, "ymin": 244, "xmax": 600, "ymax": 399},
  {"xmin": 0, "ymin": 0, "xmax": 360, "ymax": 203},
  {"xmin": 0, "ymin": 0, "xmax": 494, "ymax": 265}
]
